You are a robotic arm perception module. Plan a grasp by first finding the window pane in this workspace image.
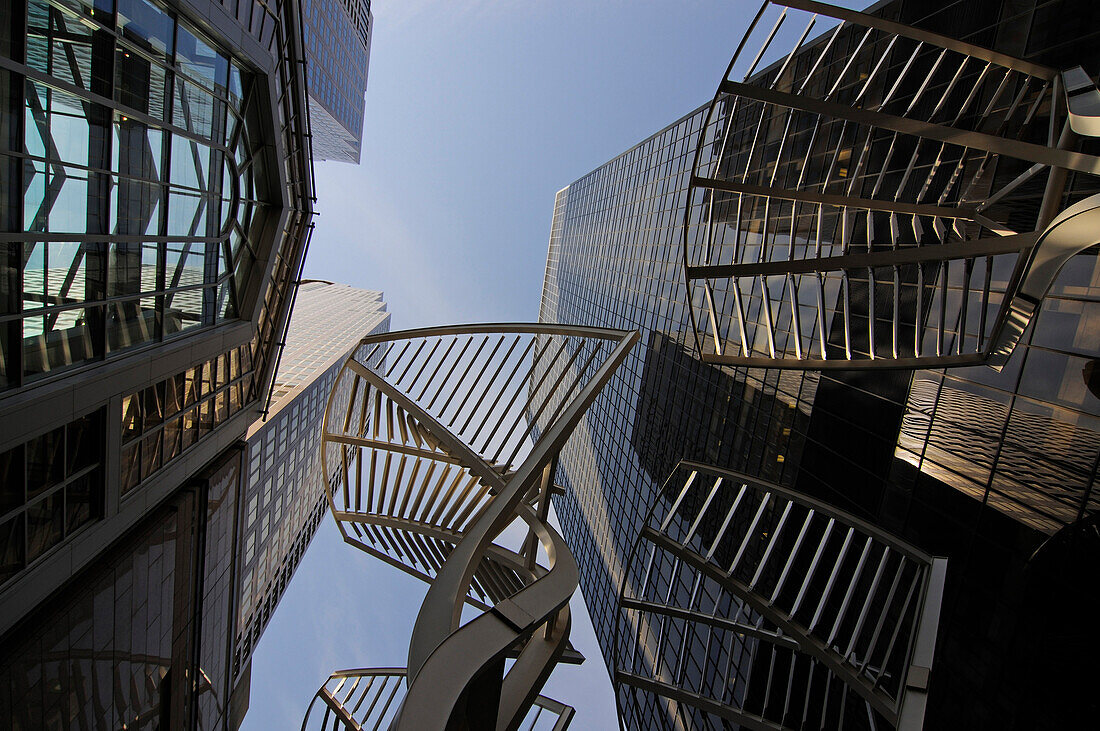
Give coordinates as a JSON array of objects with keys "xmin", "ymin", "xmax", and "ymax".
[
  {"xmin": 172, "ymin": 76, "xmax": 219, "ymax": 141},
  {"xmin": 0, "ymin": 444, "xmax": 24, "ymax": 516},
  {"xmin": 65, "ymin": 471, "xmax": 102, "ymax": 534},
  {"xmin": 113, "ymin": 119, "xmax": 165, "ymax": 235},
  {"xmin": 122, "ymin": 392, "xmax": 143, "ymax": 442},
  {"xmin": 183, "ymin": 366, "xmax": 200, "ymax": 407},
  {"xmin": 1019, "ymin": 348, "xmax": 1100, "ymax": 413},
  {"xmin": 0, "ymin": 515, "xmax": 25, "ymax": 584},
  {"xmin": 108, "ymin": 242, "xmax": 158, "ymax": 298},
  {"xmin": 23, "ymin": 305, "xmax": 101, "ymax": 378},
  {"xmin": 121, "ymin": 442, "xmax": 141, "ymax": 494},
  {"xmin": 141, "ymin": 382, "xmax": 164, "ymax": 429},
  {"xmin": 66, "ymin": 412, "xmax": 99, "ymax": 475},
  {"xmin": 180, "ymin": 406, "xmax": 198, "ymax": 448},
  {"xmin": 163, "ymin": 416, "xmax": 182, "ymax": 463},
  {"xmin": 140, "ymin": 431, "xmax": 162, "ymax": 480},
  {"xmin": 228, "ymin": 381, "xmax": 242, "ymax": 415},
  {"xmin": 198, "ymin": 399, "xmax": 213, "ymax": 436},
  {"xmin": 166, "ymin": 188, "xmax": 206, "ymax": 236},
  {"xmin": 26, "ymin": 427, "xmax": 64, "ymax": 499},
  {"xmin": 26, "ymin": 493, "xmax": 63, "ymax": 562},
  {"xmin": 201, "ymin": 361, "xmax": 215, "ymax": 397},
  {"xmin": 107, "ymin": 295, "xmax": 160, "ymax": 352},
  {"xmin": 117, "ymin": 0, "xmax": 174, "ymax": 58},
  {"xmin": 164, "ymin": 373, "xmax": 183, "ymax": 417},
  {"xmin": 175, "ymin": 22, "xmax": 228, "ymax": 91},
  {"xmin": 115, "ymin": 46, "xmax": 169, "ymax": 122},
  {"xmin": 163, "ymin": 240, "xmax": 205, "ymax": 335},
  {"xmin": 214, "ymin": 390, "xmax": 228, "ymax": 425}
]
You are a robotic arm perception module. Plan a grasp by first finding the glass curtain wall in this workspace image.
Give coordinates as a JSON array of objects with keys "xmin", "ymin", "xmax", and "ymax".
[{"xmin": 1, "ymin": 0, "xmax": 266, "ymax": 389}]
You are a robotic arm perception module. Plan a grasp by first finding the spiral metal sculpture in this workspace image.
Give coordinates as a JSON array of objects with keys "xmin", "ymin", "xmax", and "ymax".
[
  {"xmin": 613, "ymin": 462, "xmax": 947, "ymax": 731},
  {"xmin": 310, "ymin": 323, "xmax": 637, "ymax": 730},
  {"xmin": 302, "ymin": 669, "xmax": 575, "ymax": 731},
  {"xmin": 682, "ymin": 0, "xmax": 1100, "ymax": 369}
]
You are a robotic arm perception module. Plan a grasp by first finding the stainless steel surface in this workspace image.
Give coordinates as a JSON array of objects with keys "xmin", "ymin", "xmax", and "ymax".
[
  {"xmin": 680, "ymin": 0, "xmax": 1100, "ymax": 370},
  {"xmin": 613, "ymin": 461, "xmax": 946, "ymax": 730},
  {"xmin": 314, "ymin": 324, "xmax": 637, "ymax": 729},
  {"xmin": 301, "ymin": 668, "xmax": 575, "ymax": 731}
]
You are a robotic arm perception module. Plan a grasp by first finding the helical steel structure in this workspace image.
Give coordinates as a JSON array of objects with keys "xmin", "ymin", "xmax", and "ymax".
[
  {"xmin": 681, "ymin": 0, "xmax": 1100, "ymax": 370},
  {"xmin": 613, "ymin": 462, "xmax": 947, "ymax": 731},
  {"xmin": 304, "ymin": 323, "xmax": 637, "ymax": 730}
]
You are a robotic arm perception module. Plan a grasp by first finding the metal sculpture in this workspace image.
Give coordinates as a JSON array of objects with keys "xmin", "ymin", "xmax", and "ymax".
[
  {"xmin": 302, "ymin": 668, "xmax": 575, "ymax": 731},
  {"xmin": 682, "ymin": 0, "xmax": 1100, "ymax": 369},
  {"xmin": 614, "ymin": 461, "xmax": 946, "ymax": 730},
  {"xmin": 313, "ymin": 324, "xmax": 638, "ymax": 730}
]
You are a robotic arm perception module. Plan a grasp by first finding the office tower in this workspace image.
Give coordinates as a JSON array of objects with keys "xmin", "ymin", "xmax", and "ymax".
[
  {"xmin": 232, "ymin": 281, "xmax": 388, "ymax": 684},
  {"xmin": 302, "ymin": 0, "xmax": 372, "ymax": 163},
  {"xmin": 537, "ymin": 0, "xmax": 1100, "ymax": 728},
  {"xmin": 0, "ymin": 0, "xmax": 316, "ymax": 726}
]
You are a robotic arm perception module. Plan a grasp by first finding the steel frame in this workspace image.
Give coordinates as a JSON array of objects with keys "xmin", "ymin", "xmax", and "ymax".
[
  {"xmin": 0, "ymin": 0, "xmax": 307, "ymax": 390},
  {"xmin": 680, "ymin": 0, "xmax": 1100, "ymax": 370},
  {"xmin": 315, "ymin": 323, "xmax": 638, "ymax": 730},
  {"xmin": 613, "ymin": 461, "xmax": 947, "ymax": 731},
  {"xmin": 302, "ymin": 668, "xmax": 576, "ymax": 731}
]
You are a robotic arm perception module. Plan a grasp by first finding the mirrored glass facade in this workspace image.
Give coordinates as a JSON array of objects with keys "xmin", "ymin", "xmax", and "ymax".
[
  {"xmin": 0, "ymin": 408, "xmax": 105, "ymax": 583},
  {"xmin": 302, "ymin": 0, "xmax": 371, "ymax": 163},
  {"xmin": 539, "ymin": 1, "xmax": 1100, "ymax": 728},
  {"xmin": 0, "ymin": 446, "xmax": 243, "ymax": 729},
  {"xmin": 2, "ymin": 0, "xmax": 269, "ymax": 387},
  {"xmin": 0, "ymin": 0, "xmax": 317, "ymax": 725}
]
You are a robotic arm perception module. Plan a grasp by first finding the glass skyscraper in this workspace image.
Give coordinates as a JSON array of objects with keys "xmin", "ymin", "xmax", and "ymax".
[
  {"xmin": 0, "ymin": 0, "xmax": 319, "ymax": 726},
  {"xmin": 233, "ymin": 281, "xmax": 388, "ymax": 684},
  {"xmin": 302, "ymin": 0, "xmax": 372, "ymax": 163},
  {"xmin": 538, "ymin": 0, "xmax": 1100, "ymax": 728}
]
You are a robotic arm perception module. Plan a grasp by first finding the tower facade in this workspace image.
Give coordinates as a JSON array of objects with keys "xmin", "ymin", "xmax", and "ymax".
[
  {"xmin": 0, "ymin": 0, "xmax": 316, "ymax": 726},
  {"xmin": 232, "ymin": 281, "xmax": 388, "ymax": 683},
  {"xmin": 302, "ymin": 0, "xmax": 372, "ymax": 163},
  {"xmin": 538, "ymin": 1, "xmax": 1100, "ymax": 728}
]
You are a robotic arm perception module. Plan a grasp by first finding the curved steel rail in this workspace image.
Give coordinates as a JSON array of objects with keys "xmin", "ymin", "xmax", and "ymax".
[
  {"xmin": 612, "ymin": 461, "xmax": 947, "ymax": 731},
  {"xmin": 680, "ymin": 0, "xmax": 1100, "ymax": 370},
  {"xmin": 302, "ymin": 668, "xmax": 575, "ymax": 731},
  {"xmin": 317, "ymin": 323, "xmax": 638, "ymax": 729}
]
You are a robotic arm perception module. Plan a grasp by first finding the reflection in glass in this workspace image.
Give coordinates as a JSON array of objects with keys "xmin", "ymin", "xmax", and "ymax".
[
  {"xmin": 0, "ymin": 516, "xmax": 25, "ymax": 584},
  {"xmin": 65, "ymin": 472, "xmax": 100, "ymax": 533},
  {"xmin": 0, "ymin": 445, "xmax": 24, "ymax": 516},
  {"xmin": 26, "ymin": 426, "xmax": 64, "ymax": 498},
  {"xmin": 4, "ymin": 0, "xmax": 266, "ymax": 391},
  {"xmin": 26, "ymin": 492, "xmax": 63, "ymax": 562}
]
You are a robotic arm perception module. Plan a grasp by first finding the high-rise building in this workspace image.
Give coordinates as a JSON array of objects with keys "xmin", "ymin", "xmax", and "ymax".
[
  {"xmin": 232, "ymin": 281, "xmax": 388, "ymax": 685},
  {"xmin": 537, "ymin": 1, "xmax": 1100, "ymax": 728},
  {"xmin": 0, "ymin": 0, "xmax": 318, "ymax": 726},
  {"xmin": 302, "ymin": 0, "xmax": 372, "ymax": 163}
]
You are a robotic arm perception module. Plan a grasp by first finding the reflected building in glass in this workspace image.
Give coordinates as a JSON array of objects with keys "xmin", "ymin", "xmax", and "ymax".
[
  {"xmin": 0, "ymin": 0, "xmax": 318, "ymax": 726},
  {"xmin": 302, "ymin": 0, "xmax": 372, "ymax": 163},
  {"xmin": 538, "ymin": 0, "xmax": 1100, "ymax": 728},
  {"xmin": 233, "ymin": 281, "xmax": 388, "ymax": 683}
]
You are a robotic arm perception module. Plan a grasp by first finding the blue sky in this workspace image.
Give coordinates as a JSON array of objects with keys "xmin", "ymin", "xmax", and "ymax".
[{"xmin": 241, "ymin": 1, "xmax": 846, "ymax": 727}]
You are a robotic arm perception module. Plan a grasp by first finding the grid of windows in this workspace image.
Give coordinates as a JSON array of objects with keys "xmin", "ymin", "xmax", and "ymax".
[
  {"xmin": 1, "ymin": 0, "xmax": 267, "ymax": 389},
  {"xmin": 0, "ymin": 408, "xmax": 105, "ymax": 584},
  {"xmin": 0, "ymin": 0, "xmax": 316, "ymax": 725},
  {"xmin": 896, "ymin": 260, "xmax": 1100, "ymax": 532},
  {"xmin": 0, "ymin": 489, "xmax": 185, "ymax": 727},
  {"xmin": 0, "ymin": 449, "xmax": 240, "ymax": 728},
  {"xmin": 233, "ymin": 282, "xmax": 388, "ymax": 677},
  {"xmin": 120, "ymin": 342, "xmax": 253, "ymax": 493},
  {"xmin": 302, "ymin": 0, "xmax": 370, "ymax": 162}
]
